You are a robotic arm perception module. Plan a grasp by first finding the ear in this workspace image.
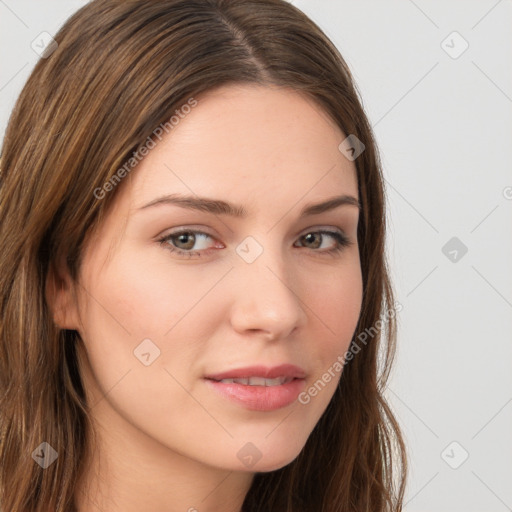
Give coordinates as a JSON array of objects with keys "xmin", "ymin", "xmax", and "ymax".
[{"xmin": 45, "ymin": 255, "xmax": 81, "ymax": 330}]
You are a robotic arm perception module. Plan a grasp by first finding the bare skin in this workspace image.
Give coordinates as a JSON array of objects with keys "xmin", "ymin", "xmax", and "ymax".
[{"xmin": 48, "ymin": 83, "xmax": 363, "ymax": 512}]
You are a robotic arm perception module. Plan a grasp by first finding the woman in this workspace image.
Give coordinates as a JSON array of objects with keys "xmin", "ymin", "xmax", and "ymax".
[{"xmin": 0, "ymin": 1, "xmax": 407, "ymax": 510}]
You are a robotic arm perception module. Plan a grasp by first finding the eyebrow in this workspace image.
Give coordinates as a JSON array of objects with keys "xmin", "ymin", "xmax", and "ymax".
[{"xmin": 137, "ymin": 193, "xmax": 361, "ymax": 218}]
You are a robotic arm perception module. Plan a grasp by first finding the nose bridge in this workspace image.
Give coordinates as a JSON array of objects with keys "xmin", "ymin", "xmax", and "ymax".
[{"xmin": 229, "ymin": 236, "xmax": 306, "ymax": 338}]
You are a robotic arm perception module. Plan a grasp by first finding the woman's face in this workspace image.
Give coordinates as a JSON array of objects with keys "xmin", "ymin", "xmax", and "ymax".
[{"xmin": 63, "ymin": 84, "xmax": 363, "ymax": 473}]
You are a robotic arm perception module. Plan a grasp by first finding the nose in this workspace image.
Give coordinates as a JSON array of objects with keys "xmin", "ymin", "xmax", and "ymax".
[{"xmin": 229, "ymin": 249, "xmax": 307, "ymax": 341}]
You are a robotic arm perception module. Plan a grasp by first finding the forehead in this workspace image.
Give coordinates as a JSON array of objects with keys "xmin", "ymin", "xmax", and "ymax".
[{"xmin": 127, "ymin": 84, "xmax": 358, "ymax": 210}]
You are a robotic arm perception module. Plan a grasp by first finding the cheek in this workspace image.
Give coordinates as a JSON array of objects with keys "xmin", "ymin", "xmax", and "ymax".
[
  {"xmin": 294, "ymin": 261, "xmax": 362, "ymax": 422},
  {"xmin": 83, "ymin": 249, "xmax": 215, "ymax": 333},
  {"xmin": 304, "ymin": 258, "xmax": 363, "ymax": 353},
  {"xmin": 74, "ymin": 261, "xmax": 222, "ymax": 431},
  {"xmin": 76, "ymin": 254, "xmax": 229, "ymax": 381}
]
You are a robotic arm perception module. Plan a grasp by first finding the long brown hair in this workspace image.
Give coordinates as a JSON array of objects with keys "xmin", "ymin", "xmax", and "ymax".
[{"xmin": 0, "ymin": 1, "xmax": 407, "ymax": 510}]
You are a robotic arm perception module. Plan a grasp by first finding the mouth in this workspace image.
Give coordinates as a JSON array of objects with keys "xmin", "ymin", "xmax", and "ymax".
[
  {"xmin": 204, "ymin": 363, "xmax": 307, "ymax": 381},
  {"xmin": 209, "ymin": 376, "xmax": 295, "ymax": 386},
  {"xmin": 204, "ymin": 365, "xmax": 307, "ymax": 411}
]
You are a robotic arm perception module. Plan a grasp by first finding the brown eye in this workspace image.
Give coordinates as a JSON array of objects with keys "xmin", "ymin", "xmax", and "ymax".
[
  {"xmin": 159, "ymin": 230, "xmax": 217, "ymax": 258},
  {"xmin": 295, "ymin": 230, "xmax": 351, "ymax": 254},
  {"xmin": 172, "ymin": 232, "xmax": 196, "ymax": 250},
  {"xmin": 301, "ymin": 232, "xmax": 322, "ymax": 249}
]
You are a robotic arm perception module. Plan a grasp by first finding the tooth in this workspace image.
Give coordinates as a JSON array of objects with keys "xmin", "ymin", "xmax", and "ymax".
[
  {"xmin": 248, "ymin": 377, "xmax": 267, "ymax": 386},
  {"xmin": 218, "ymin": 376, "xmax": 290, "ymax": 386},
  {"xmin": 263, "ymin": 377, "xmax": 284, "ymax": 386}
]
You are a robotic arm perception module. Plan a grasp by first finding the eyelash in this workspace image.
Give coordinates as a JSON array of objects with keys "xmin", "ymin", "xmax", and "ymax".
[{"xmin": 157, "ymin": 229, "xmax": 353, "ymax": 259}]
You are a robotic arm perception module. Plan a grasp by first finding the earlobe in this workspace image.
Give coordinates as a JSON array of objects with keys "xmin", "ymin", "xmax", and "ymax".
[{"xmin": 45, "ymin": 257, "xmax": 81, "ymax": 331}]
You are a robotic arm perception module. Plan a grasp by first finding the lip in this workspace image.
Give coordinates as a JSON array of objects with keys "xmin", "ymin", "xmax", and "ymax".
[
  {"xmin": 204, "ymin": 364, "xmax": 307, "ymax": 381},
  {"xmin": 204, "ymin": 364, "xmax": 307, "ymax": 411},
  {"xmin": 205, "ymin": 378, "xmax": 306, "ymax": 411}
]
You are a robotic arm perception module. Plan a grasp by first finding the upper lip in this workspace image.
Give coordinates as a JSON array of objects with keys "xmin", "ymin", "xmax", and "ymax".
[{"xmin": 205, "ymin": 364, "xmax": 307, "ymax": 381}]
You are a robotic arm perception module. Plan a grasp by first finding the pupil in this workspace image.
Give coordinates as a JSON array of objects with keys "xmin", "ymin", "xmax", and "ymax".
[
  {"xmin": 305, "ymin": 233, "xmax": 320, "ymax": 248},
  {"xmin": 177, "ymin": 233, "xmax": 195, "ymax": 249}
]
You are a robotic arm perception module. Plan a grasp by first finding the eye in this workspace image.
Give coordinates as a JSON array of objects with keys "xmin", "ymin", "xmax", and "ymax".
[
  {"xmin": 294, "ymin": 230, "xmax": 352, "ymax": 255},
  {"xmin": 158, "ymin": 228, "xmax": 353, "ymax": 259},
  {"xmin": 158, "ymin": 230, "xmax": 219, "ymax": 258}
]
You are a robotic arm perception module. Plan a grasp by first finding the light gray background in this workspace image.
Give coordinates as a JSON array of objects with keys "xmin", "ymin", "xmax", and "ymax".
[{"xmin": 1, "ymin": 1, "xmax": 511, "ymax": 511}]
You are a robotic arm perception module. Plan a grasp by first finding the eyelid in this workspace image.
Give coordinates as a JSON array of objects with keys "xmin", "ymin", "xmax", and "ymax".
[
  {"xmin": 156, "ymin": 226, "xmax": 220, "ymax": 242},
  {"xmin": 157, "ymin": 228, "xmax": 223, "ymax": 257}
]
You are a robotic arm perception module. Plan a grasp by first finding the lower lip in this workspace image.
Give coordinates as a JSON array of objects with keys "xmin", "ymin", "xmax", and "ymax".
[{"xmin": 205, "ymin": 378, "xmax": 306, "ymax": 411}]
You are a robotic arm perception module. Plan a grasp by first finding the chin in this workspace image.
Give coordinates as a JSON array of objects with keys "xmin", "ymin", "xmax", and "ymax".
[{"xmin": 238, "ymin": 444, "xmax": 304, "ymax": 473}]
